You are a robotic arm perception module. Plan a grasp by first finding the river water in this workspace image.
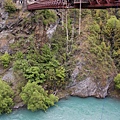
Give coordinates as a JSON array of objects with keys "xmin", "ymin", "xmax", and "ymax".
[{"xmin": 0, "ymin": 97, "xmax": 120, "ymax": 120}]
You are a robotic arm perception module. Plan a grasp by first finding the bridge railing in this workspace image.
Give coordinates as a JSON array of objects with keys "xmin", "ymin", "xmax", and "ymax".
[{"xmin": 74, "ymin": 0, "xmax": 89, "ymax": 3}]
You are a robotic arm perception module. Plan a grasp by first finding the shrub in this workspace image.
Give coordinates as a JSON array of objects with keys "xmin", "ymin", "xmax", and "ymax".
[
  {"xmin": 0, "ymin": 80, "xmax": 14, "ymax": 114},
  {"xmin": 89, "ymin": 21, "xmax": 100, "ymax": 35},
  {"xmin": 4, "ymin": 0, "xmax": 17, "ymax": 13},
  {"xmin": 42, "ymin": 10, "xmax": 57, "ymax": 26},
  {"xmin": 0, "ymin": 52, "xmax": 11, "ymax": 68},
  {"xmin": 114, "ymin": 74, "xmax": 120, "ymax": 89},
  {"xmin": 13, "ymin": 45, "xmax": 66, "ymax": 89},
  {"xmin": 13, "ymin": 59, "xmax": 29, "ymax": 72},
  {"xmin": 24, "ymin": 66, "xmax": 45, "ymax": 83},
  {"xmin": 20, "ymin": 82, "xmax": 58, "ymax": 111}
]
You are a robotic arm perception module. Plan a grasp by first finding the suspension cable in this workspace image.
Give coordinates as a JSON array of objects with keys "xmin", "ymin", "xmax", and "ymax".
[
  {"xmin": 79, "ymin": 0, "xmax": 81, "ymax": 35},
  {"xmin": 65, "ymin": 0, "xmax": 69, "ymax": 43}
]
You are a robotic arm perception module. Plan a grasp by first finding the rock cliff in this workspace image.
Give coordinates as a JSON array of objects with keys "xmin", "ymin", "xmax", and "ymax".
[
  {"xmin": 0, "ymin": 3, "xmax": 118, "ymax": 103},
  {"xmin": 68, "ymin": 16, "xmax": 117, "ymax": 98}
]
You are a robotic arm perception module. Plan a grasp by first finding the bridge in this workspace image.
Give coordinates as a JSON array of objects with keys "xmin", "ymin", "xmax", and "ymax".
[{"xmin": 27, "ymin": 0, "xmax": 120, "ymax": 10}]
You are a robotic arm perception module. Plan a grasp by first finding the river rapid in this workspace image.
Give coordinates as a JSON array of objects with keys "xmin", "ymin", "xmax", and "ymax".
[{"xmin": 0, "ymin": 97, "xmax": 120, "ymax": 120}]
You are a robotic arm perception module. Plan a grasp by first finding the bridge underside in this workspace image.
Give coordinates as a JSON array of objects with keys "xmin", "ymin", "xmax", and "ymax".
[{"xmin": 27, "ymin": 0, "xmax": 120, "ymax": 10}]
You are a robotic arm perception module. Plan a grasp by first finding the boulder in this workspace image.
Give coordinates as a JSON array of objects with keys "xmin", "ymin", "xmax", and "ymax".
[
  {"xmin": 2, "ymin": 68, "xmax": 15, "ymax": 83},
  {"xmin": 70, "ymin": 77, "xmax": 113, "ymax": 98},
  {"xmin": 13, "ymin": 102, "xmax": 24, "ymax": 109}
]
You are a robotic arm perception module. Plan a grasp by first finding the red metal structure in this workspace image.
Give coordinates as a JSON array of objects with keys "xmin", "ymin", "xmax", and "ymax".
[{"xmin": 27, "ymin": 0, "xmax": 120, "ymax": 10}]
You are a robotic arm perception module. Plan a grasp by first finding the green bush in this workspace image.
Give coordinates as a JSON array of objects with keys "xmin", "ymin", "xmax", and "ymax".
[
  {"xmin": 20, "ymin": 82, "xmax": 58, "ymax": 111},
  {"xmin": 4, "ymin": 0, "xmax": 17, "ymax": 13},
  {"xmin": 0, "ymin": 52, "xmax": 11, "ymax": 68},
  {"xmin": 30, "ymin": 10, "xmax": 57, "ymax": 26},
  {"xmin": 13, "ymin": 59, "xmax": 29, "ymax": 72},
  {"xmin": 24, "ymin": 66, "xmax": 45, "ymax": 83},
  {"xmin": 114, "ymin": 74, "xmax": 120, "ymax": 89},
  {"xmin": 104, "ymin": 16, "xmax": 120, "ymax": 69},
  {"xmin": 89, "ymin": 21, "xmax": 100, "ymax": 36},
  {"xmin": 0, "ymin": 80, "xmax": 14, "ymax": 114},
  {"xmin": 13, "ymin": 45, "xmax": 66, "ymax": 89},
  {"xmin": 51, "ymin": 27, "xmax": 67, "ymax": 63},
  {"xmin": 42, "ymin": 10, "xmax": 57, "ymax": 26}
]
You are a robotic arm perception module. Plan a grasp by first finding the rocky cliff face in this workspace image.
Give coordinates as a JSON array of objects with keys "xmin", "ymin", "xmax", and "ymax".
[
  {"xmin": 0, "ymin": 4, "xmax": 118, "ymax": 101},
  {"xmin": 69, "ymin": 46, "xmax": 116, "ymax": 98},
  {"xmin": 0, "ymin": 6, "xmax": 48, "ymax": 108},
  {"xmin": 67, "ymin": 16, "xmax": 117, "ymax": 98},
  {"xmin": 70, "ymin": 72, "xmax": 114, "ymax": 98}
]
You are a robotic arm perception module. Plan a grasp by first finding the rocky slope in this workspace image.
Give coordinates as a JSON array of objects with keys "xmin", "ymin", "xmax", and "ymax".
[
  {"xmin": 67, "ymin": 15, "xmax": 117, "ymax": 98},
  {"xmin": 0, "ymin": 2, "xmax": 119, "ymax": 109}
]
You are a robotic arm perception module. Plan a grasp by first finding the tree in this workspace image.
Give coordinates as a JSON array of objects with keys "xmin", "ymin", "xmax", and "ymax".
[
  {"xmin": 104, "ymin": 16, "xmax": 120, "ymax": 69},
  {"xmin": 24, "ymin": 66, "xmax": 41, "ymax": 82},
  {"xmin": 4, "ymin": 0, "xmax": 17, "ymax": 13},
  {"xmin": 114, "ymin": 74, "xmax": 120, "ymax": 90},
  {"xmin": 20, "ymin": 82, "xmax": 58, "ymax": 111},
  {"xmin": 0, "ymin": 80, "xmax": 14, "ymax": 114},
  {"xmin": 0, "ymin": 52, "xmax": 11, "ymax": 68},
  {"xmin": 89, "ymin": 21, "xmax": 100, "ymax": 37},
  {"xmin": 104, "ymin": 16, "xmax": 120, "ymax": 51},
  {"xmin": 13, "ymin": 45, "xmax": 66, "ymax": 89}
]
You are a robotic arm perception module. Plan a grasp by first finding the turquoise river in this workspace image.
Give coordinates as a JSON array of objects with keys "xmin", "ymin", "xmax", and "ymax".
[{"xmin": 0, "ymin": 97, "xmax": 120, "ymax": 120}]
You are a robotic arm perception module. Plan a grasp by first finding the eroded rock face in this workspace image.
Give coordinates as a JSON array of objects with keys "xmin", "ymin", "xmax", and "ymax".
[
  {"xmin": 70, "ymin": 77, "xmax": 96, "ymax": 97},
  {"xmin": 0, "ymin": 0, "xmax": 4, "ymax": 8},
  {"xmin": 0, "ymin": 6, "xmax": 117, "ymax": 101},
  {"xmin": 68, "ymin": 25, "xmax": 117, "ymax": 98},
  {"xmin": 70, "ymin": 77, "xmax": 113, "ymax": 98},
  {"xmin": 0, "ymin": 11, "xmax": 8, "ymax": 31},
  {"xmin": 0, "ymin": 31, "xmax": 14, "ymax": 53},
  {"xmin": 13, "ymin": 102, "xmax": 24, "ymax": 109},
  {"xmin": 46, "ymin": 24, "xmax": 57, "ymax": 39},
  {"xmin": 68, "ymin": 49, "xmax": 116, "ymax": 98},
  {"xmin": 2, "ymin": 68, "xmax": 15, "ymax": 83}
]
